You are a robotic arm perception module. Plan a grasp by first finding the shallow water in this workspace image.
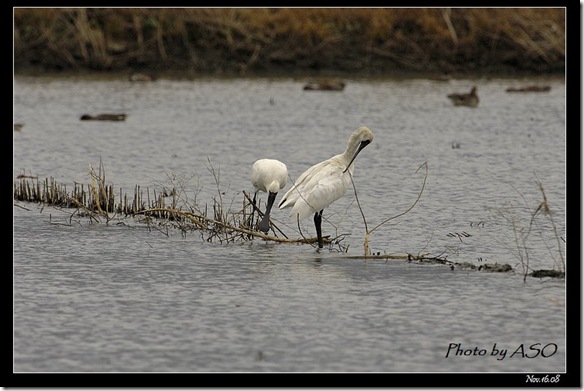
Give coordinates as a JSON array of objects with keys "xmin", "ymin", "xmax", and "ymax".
[{"xmin": 13, "ymin": 74, "xmax": 567, "ymax": 374}]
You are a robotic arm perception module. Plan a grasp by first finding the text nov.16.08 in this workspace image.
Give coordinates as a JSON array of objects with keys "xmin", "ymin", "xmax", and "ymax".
[{"xmin": 445, "ymin": 342, "xmax": 558, "ymax": 361}]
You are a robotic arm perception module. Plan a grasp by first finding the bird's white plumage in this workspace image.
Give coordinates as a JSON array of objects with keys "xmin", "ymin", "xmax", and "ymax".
[
  {"xmin": 251, "ymin": 158, "xmax": 288, "ymax": 234},
  {"xmin": 279, "ymin": 157, "xmax": 353, "ymax": 221},
  {"xmin": 279, "ymin": 126, "xmax": 373, "ymax": 222},
  {"xmin": 251, "ymin": 159, "xmax": 288, "ymax": 194}
]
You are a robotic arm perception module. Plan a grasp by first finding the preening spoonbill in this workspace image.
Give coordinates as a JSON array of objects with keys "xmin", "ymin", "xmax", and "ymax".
[
  {"xmin": 278, "ymin": 126, "xmax": 374, "ymax": 249},
  {"xmin": 251, "ymin": 159, "xmax": 288, "ymax": 234},
  {"xmin": 447, "ymin": 86, "xmax": 479, "ymax": 107}
]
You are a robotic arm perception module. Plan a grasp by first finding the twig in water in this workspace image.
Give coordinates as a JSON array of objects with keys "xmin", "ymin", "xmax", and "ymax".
[{"xmin": 350, "ymin": 161, "xmax": 428, "ymax": 256}]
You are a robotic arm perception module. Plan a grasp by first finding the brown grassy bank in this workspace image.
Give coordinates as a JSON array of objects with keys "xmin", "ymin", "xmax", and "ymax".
[{"xmin": 14, "ymin": 8, "xmax": 565, "ymax": 76}]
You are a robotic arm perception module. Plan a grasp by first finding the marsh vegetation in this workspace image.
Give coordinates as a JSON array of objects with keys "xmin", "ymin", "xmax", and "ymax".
[
  {"xmin": 14, "ymin": 8, "xmax": 565, "ymax": 75},
  {"xmin": 14, "ymin": 159, "xmax": 565, "ymax": 279}
]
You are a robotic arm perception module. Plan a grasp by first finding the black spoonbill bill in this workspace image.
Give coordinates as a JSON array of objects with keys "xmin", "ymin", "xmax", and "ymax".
[
  {"xmin": 447, "ymin": 86, "xmax": 479, "ymax": 107},
  {"xmin": 278, "ymin": 126, "xmax": 374, "ymax": 249},
  {"xmin": 251, "ymin": 158, "xmax": 288, "ymax": 234}
]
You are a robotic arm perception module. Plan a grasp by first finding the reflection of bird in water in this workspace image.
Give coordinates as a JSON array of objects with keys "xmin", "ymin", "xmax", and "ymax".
[
  {"xmin": 447, "ymin": 86, "xmax": 479, "ymax": 107},
  {"xmin": 278, "ymin": 126, "xmax": 374, "ymax": 249},
  {"xmin": 251, "ymin": 159, "xmax": 288, "ymax": 234}
]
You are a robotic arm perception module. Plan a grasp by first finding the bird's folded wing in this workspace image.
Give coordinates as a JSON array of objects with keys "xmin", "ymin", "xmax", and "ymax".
[{"xmin": 290, "ymin": 167, "xmax": 351, "ymax": 221}]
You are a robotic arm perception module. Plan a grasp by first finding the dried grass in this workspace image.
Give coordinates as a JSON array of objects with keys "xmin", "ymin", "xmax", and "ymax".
[{"xmin": 14, "ymin": 8, "xmax": 565, "ymax": 73}]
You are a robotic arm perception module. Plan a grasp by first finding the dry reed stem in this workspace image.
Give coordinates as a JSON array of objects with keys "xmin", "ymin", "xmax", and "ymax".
[
  {"xmin": 534, "ymin": 177, "xmax": 565, "ymax": 273},
  {"xmin": 350, "ymin": 161, "xmax": 429, "ymax": 257},
  {"xmin": 441, "ymin": 8, "xmax": 458, "ymax": 46},
  {"xmin": 488, "ymin": 173, "xmax": 565, "ymax": 281}
]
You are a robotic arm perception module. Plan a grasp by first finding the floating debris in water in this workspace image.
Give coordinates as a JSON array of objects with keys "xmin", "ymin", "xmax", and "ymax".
[
  {"xmin": 80, "ymin": 113, "xmax": 127, "ymax": 121},
  {"xmin": 506, "ymin": 85, "xmax": 551, "ymax": 93},
  {"xmin": 478, "ymin": 263, "xmax": 513, "ymax": 273},
  {"xmin": 303, "ymin": 80, "xmax": 346, "ymax": 91},
  {"xmin": 530, "ymin": 269, "xmax": 564, "ymax": 278}
]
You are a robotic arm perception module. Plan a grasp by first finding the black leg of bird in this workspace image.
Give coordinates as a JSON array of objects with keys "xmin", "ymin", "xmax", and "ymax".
[
  {"xmin": 259, "ymin": 191, "xmax": 277, "ymax": 233},
  {"xmin": 314, "ymin": 210, "xmax": 324, "ymax": 249}
]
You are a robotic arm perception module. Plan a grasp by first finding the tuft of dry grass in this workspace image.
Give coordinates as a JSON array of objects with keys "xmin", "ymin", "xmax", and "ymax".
[
  {"xmin": 13, "ymin": 160, "xmax": 323, "ymax": 245},
  {"xmin": 489, "ymin": 174, "xmax": 565, "ymax": 281}
]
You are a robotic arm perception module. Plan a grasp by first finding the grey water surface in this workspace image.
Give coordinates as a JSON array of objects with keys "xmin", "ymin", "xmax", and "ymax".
[{"xmin": 13, "ymin": 74, "xmax": 566, "ymax": 373}]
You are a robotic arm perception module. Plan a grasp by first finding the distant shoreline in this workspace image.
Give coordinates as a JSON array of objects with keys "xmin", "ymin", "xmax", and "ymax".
[
  {"xmin": 13, "ymin": 65, "xmax": 565, "ymax": 80},
  {"xmin": 14, "ymin": 8, "xmax": 565, "ymax": 77}
]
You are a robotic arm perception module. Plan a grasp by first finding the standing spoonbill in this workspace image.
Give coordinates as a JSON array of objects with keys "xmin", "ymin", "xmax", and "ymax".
[
  {"xmin": 251, "ymin": 158, "xmax": 288, "ymax": 234},
  {"xmin": 278, "ymin": 126, "xmax": 374, "ymax": 249}
]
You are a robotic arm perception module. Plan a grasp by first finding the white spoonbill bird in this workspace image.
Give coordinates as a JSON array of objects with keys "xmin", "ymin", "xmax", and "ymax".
[
  {"xmin": 278, "ymin": 126, "xmax": 374, "ymax": 249},
  {"xmin": 251, "ymin": 158, "xmax": 288, "ymax": 234}
]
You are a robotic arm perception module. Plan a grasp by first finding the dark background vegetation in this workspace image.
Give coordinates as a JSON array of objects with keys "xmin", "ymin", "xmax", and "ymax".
[{"xmin": 14, "ymin": 8, "xmax": 565, "ymax": 76}]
